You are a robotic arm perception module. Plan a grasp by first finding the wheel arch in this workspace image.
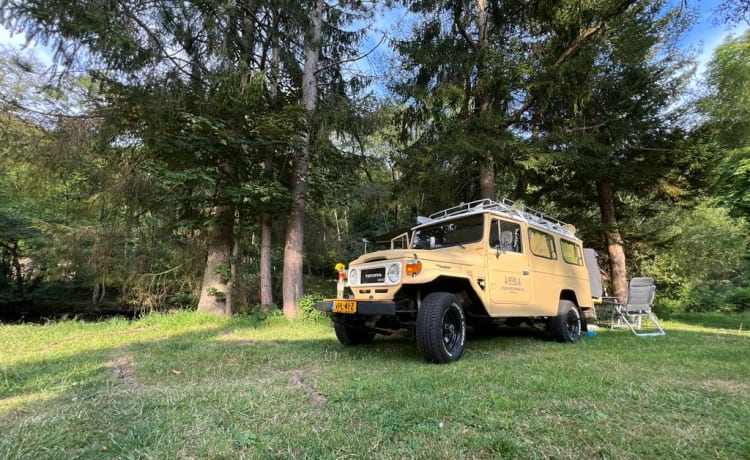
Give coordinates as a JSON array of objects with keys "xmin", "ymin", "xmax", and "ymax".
[
  {"xmin": 559, "ymin": 289, "xmax": 589, "ymax": 331},
  {"xmin": 400, "ymin": 275, "xmax": 489, "ymax": 317},
  {"xmin": 559, "ymin": 289, "xmax": 579, "ymax": 306}
]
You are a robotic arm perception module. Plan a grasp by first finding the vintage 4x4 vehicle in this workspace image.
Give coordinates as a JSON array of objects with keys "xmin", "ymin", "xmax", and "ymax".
[{"xmin": 317, "ymin": 199, "xmax": 596, "ymax": 363}]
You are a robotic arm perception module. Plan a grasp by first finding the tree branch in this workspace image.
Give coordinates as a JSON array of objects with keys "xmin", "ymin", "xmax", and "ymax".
[
  {"xmin": 315, "ymin": 33, "xmax": 387, "ymax": 75},
  {"xmin": 453, "ymin": 8, "xmax": 478, "ymax": 52},
  {"xmin": 1, "ymin": 97, "xmax": 104, "ymax": 120},
  {"xmin": 564, "ymin": 121, "xmax": 608, "ymax": 133},
  {"xmin": 504, "ymin": 0, "xmax": 642, "ymax": 127},
  {"xmin": 115, "ymin": 0, "xmax": 206, "ymax": 81}
]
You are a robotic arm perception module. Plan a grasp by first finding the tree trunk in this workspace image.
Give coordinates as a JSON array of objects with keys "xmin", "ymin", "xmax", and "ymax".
[
  {"xmin": 508, "ymin": 172, "xmax": 527, "ymax": 202},
  {"xmin": 197, "ymin": 201, "xmax": 235, "ymax": 315},
  {"xmin": 9, "ymin": 240, "xmax": 23, "ymax": 291},
  {"xmin": 479, "ymin": 157, "xmax": 496, "ymax": 199},
  {"xmin": 475, "ymin": 0, "xmax": 496, "ymax": 200},
  {"xmin": 226, "ymin": 210, "xmax": 241, "ymax": 311},
  {"xmin": 282, "ymin": 0, "xmax": 322, "ymax": 319},
  {"xmin": 92, "ymin": 282, "xmax": 105, "ymax": 309},
  {"xmin": 596, "ymin": 178, "xmax": 628, "ymax": 303},
  {"xmin": 282, "ymin": 156, "xmax": 309, "ymax": 319},
  {"xmin": 260, "ymin": 209, "xmax": 273, "ymax": 310},
  {"xmin": 260, "ymin": 16, "xmax": 280, "ymax": 312}
]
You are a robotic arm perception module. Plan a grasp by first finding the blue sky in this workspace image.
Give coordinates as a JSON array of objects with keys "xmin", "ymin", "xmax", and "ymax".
[{"xmin": 676, "ymin": 0, "xmax": 749, "ymax": 73}]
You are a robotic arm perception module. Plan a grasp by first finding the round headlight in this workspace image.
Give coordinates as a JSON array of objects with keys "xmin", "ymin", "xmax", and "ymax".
[
  {"xmin": 387, "ymin": 264, "xmax": 400, "ymax": 283},
  {"xmin": 348, "ymin": 268, "xmax": 358, "ymax": 285}
]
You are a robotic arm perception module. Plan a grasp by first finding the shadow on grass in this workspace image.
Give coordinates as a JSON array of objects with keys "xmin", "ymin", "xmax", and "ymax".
[{"xmin": 1, "ymin": 324, "xmax": 228, "ymax": 401}]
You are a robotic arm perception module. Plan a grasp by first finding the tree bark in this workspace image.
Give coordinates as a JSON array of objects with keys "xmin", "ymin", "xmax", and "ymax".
[
  {"xmin": 479, "ymin": 158, "xmax": 496, "ymax": 199},
  {"xmin": 260, "ymin": 32, "xmax": 280, "ymax": 312},
  {"xmin": 282, "ymin": 0, "xmax": 322, "ymax": 319},
  {"xmin": 260, "ymin": 208, "xmax": 274, "ymax": 310},
  {"xmin": 596, "ymin": 178, "xmax": 628, "ymax": 303},
  {"xmin": 474, "ymin": 0, "xmax": 496, "ymax": 200},
  {"xmin": 92, "ymin": 282, "xmax": 105, "ymax": 309},
  {"xmin": 9, "ymin": 240, "xmax": 23, "ymax": 291},
  {"xmin": 197, "ymin": 200, "xmax": 235, "ymax": 315}
]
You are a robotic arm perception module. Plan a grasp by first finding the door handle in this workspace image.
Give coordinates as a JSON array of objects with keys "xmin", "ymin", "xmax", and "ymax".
[{"xmin": 522, "ymin": 271, "xmax": 530, "ymax": 275}]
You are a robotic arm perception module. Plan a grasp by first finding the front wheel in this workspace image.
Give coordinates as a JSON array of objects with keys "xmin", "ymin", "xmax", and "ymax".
[
  {"xmin": 416, "ymin": 292, "xmax": 466, "ymax": 363},
  {"xmin": 548, "ymin": 299, "xmax": 582, "ymax": 343}
]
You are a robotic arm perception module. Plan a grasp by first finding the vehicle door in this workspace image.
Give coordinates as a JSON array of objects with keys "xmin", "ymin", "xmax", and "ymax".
[{"xmin": 487, "ymin": 218, "xmax": 532, "ymax": 313}]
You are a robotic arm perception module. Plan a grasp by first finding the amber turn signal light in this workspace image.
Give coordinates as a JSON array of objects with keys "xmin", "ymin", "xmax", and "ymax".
[{"xmin": 405, "ymin": 260, "xmax": 422, "ymax": 276}]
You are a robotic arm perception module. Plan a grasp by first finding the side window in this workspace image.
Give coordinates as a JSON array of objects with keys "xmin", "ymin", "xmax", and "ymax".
[
  {"xmin": 561, "ymin": 239, "xmax": 583, "ymax": 265},
  {"xmin": 528, "ymin": 229, "xmax": 557, "ymax": 259},
  {"xmin": 489, "ymin": 219, "xmax": 522, "ymax": 253}
]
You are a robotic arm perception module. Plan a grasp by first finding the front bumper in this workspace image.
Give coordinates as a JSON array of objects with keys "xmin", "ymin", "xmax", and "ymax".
[{"xmin": 316, "ymin": 299, "xmax": 399, "ymax": 316}]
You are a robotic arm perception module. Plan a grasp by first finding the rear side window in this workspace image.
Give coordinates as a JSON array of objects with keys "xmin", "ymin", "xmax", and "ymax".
[
  {"xmin": 561, "ymin": 239, "xmax": 583, "ymax": 265},
  {"xmin": 529, "ymin": 229, "xmax": 557, "ymax": 259}
]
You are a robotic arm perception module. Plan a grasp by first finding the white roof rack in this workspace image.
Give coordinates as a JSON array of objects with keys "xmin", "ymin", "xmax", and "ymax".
[{"xmin": 424, "ymin": 198, "xmax": 577, "ymax": 239}]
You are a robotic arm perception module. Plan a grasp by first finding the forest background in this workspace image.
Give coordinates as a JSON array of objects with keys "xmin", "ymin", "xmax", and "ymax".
[{"xmin": 0, "ymin": 0, "xmax": 748, "ymax": 320}]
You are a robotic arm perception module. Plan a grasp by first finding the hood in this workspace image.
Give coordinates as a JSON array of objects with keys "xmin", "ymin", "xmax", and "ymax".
[{"xmin": 349, "ymin": 247, "xmax": 473, "ymax": 266}]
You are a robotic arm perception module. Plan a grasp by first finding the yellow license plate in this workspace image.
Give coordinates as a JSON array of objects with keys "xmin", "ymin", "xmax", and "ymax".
[{"xmin": 333, "ymin": 300, "xmax": 357, "ymax": 314}]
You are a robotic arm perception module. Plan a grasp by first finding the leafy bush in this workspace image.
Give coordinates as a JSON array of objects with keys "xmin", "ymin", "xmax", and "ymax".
[
  {"xmin": 652, "ymin": 297, "xmax": 682, "ymax": 319},
  {"xmin": 298, "ymin": 293, "xmax": 326, "ymax": 322},
  {"xmin": 634, "ymin": 203, "xmax": 749, "ymax": 313},
  {"xmin": 671, "ymin": 284, "xmax": 750, "ymax": 314},
  {"xmin": 721, "ymin": 285, "xmax": 750, "ymax": 312}
]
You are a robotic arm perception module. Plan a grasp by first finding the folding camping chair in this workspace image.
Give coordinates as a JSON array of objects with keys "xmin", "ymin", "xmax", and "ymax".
[{"xmin": 612, "ymin": 277, "xmax": 666, "ymax": 337}]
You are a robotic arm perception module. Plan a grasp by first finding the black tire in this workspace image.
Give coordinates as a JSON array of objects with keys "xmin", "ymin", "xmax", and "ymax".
[
  {"xmin": 333, "ymin": 322, "xmax": 375, "ymax": 345},
  {"xmin": 416, "ymin": 292, "xmax": 466, "ymax": 363},
  {"xmin": 548, "ymin": 299, "xmax": 582, "ymax": 343}
]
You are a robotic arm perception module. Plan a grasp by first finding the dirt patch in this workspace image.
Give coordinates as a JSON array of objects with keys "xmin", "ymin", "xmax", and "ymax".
[
  {"xmin": 111, "ymin": 349, "xmax": 137, "ymax": 389},
  {"xmin": 288, "ymin": 370, "xmax": 326, "ymax": 411}
]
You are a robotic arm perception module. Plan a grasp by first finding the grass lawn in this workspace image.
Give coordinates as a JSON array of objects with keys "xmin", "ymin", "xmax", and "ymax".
[{"xmin": 1, "ymin": 311, "xmax": 749, "ymax": 459}]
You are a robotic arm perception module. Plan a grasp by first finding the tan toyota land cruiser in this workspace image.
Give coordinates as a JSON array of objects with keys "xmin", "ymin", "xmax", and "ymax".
[{"xmin": 317, "ymin": 199, "xmax": 595, "ymax": 363}]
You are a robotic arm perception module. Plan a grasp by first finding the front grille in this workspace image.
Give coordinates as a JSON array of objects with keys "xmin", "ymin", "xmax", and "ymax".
[{"xmin": 361, "ymin": 267, "xmax": 386, "ymax": 284}]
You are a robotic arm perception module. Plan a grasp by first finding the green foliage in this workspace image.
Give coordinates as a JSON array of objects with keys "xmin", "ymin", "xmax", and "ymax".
[
  {"xmin": 297, "ymin": 292, "xmax": 326, "ymax": 322},
  {"xmin": 212, "ymin": 263, "xmax": 231, "ymax": 284},
  {"xmin": 1, "ymin": 0, "xmax": 378, "ymax": 314},
  {"xmin": 674, "ymin": 285, "xmax": 750, "ymax": 314},
  {"xmin": 724, "ymin": 285, "xmax": 750, "ymax": 312},
  {"xmin": 699, "ymin": 32, "xmax": 750, "ymax": 220},
  {"xmin": 701, "ymin": 30, "xmax": 750, "ymax": 149},
  {"xmin": 633, "ymin": 203, "xmax": 749, "ymax": 314},
  {"xmin": 0, "ymin": 0, "xmax": 745, "ymax": 321},
  {"xmin": 207, "ymin": 287, "xmax": 226, "ymax": 302}
]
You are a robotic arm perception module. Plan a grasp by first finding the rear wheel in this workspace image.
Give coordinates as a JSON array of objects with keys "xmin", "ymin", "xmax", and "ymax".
[
  {"xmin": 548, "ymin": 299, "xmax": 582, "ymax": 342},
  {"xmin": 416, "ymin": 292, "xmax": 466, "ymax": 363},
  {"xmin": 333, "ymin": 322, "xmax": 375, "ymax": 345}
]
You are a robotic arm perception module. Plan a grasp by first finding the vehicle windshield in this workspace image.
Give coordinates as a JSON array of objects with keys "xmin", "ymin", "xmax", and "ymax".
[{"xmin": 411, "ymin": 215, "xmax": 484, "ymax": 249}]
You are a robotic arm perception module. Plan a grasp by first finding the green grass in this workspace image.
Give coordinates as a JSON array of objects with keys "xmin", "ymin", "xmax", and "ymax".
[
  {"xmin": 669, "ymin": 311, "xmax": 750, "ymax": 331},
  {"xmin": 1, "ymin": 312, "xmax": 749, "ymax": 459}
]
